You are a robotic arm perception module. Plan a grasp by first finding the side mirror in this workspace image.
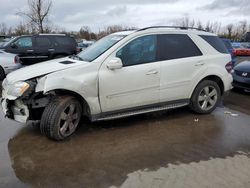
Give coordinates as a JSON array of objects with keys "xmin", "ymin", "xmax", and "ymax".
[
  {"xmin": 106, "ymin": 57, "xmax": 123, "ymax": 70},
  {"xmin": 10, "ymin": 43, "xmax": 17, "ymax": 48}
]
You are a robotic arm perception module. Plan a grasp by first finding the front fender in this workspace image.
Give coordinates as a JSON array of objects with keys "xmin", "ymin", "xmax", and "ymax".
[{"xmin": 35, "ymin": 73, "xmax": 101, "ymax": 115}]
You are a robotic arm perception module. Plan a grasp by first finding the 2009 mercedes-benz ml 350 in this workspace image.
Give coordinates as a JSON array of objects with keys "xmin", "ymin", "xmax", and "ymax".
[{"xmin": 1, "ymin": 26, "xmax": 233, "ymax": 140}]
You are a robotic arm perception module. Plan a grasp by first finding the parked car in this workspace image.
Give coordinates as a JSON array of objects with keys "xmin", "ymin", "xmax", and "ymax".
[
  {"xmin": 0, "ymin": 36, "xmax": 12, "ymax": 47},
  {"xmin": 221, "ymin": 38, "xmax": 236, "ymax": 66},
  {"xmin": 0, "ymin": 35, "xmax": 12, "ymax": 42},
  {"xmin": 0, "ymin": 50, "xmax": 23, "ymax": 81},
  {"xmin": 241, "ymin": 32, "xmax": 250, "ymax": 42},
  {"xmin": 0, "ymin": 34, "xmax": 77, "ymax": 65},
  {"xmin": 232, "ymin": 61, "xmax": 250, "ymax": 90},
  {"xmin": 1, "ymin": 26, "xmax": 233, "ymax": 140},
  {"xmin": 231, "ymin": 42, "xmax": 250, "ymax": 56},
  {"xmin": 77, "ymin": 40, "xmax": 95, "ymax": 52}
]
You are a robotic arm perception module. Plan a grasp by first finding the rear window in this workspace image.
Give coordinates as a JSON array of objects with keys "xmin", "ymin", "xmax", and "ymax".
[{"xmin": 200, "ymin": 35, "xmax": 228, "ymax": 54}]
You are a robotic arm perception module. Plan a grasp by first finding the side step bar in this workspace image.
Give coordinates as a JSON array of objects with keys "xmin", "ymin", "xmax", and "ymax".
[{"xmin": 95, "ymin": 101, "xmax": 189, "ymax": 121}]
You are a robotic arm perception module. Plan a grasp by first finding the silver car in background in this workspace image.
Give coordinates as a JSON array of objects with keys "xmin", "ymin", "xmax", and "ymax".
[{"xmin": 0, "ymin": 50, "xmax": 23, "ymax": 80}]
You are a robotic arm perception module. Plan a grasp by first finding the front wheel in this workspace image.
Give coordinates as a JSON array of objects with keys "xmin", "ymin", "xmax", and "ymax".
[
  {"xmin": 40, "ymin": 96, "xmax": 82, "ymax": 140},
  {"xmin": 189, "ymin": 80, "xmax": 221, "ymax": 114}
]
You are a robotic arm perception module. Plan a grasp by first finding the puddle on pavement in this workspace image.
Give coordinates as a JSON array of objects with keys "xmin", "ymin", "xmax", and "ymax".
[{"xmin": 1, "ymin": 91, "xmax": 250, "ymax": 188}]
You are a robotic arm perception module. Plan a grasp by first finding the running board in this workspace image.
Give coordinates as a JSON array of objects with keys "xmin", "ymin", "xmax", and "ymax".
[{"xmin": 94, "ymin": 101, "xmax": 189, "ymax": 121}]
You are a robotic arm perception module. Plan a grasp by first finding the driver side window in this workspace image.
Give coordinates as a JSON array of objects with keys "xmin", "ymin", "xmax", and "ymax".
[{"xmin": 116, "ymin": 35, "xmax": 156, "ymax": 66}]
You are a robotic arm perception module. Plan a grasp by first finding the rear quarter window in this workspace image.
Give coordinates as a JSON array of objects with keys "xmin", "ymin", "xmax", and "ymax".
[
  {"xmin": 36, "ymin": 37, "xmax": 51, "ymax": 47},
  {"xmin": 54, "ymin": 36, "xmax": 76, "ymax": 47},
  {"xmin": 200, "ymin": 35, "xmax": 229, "ymax": 54}
]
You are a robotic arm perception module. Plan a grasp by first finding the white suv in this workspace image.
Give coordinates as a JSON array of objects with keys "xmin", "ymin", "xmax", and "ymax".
[{"xmin": 1, "ymin": 26, "xmax": 233, "ymax": 140}]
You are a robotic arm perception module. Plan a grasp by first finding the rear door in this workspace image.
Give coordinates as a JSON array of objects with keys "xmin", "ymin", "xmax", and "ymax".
[
  {"xmin": 157, "ymin": 34, "xmax": 204, "ymax": 102},
  {"xmin": 34, "ymin": 36, "xmax": 53, "ymax": 62}
]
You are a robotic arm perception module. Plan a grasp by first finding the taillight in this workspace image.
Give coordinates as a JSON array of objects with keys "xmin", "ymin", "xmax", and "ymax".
[
  {"xmin": 76, "ymin": 47, "xmax": 81, "ymax": 54},
  {"xmin": 233, "ymin": 49, "xmax": 237, "ymax": 56},
  {"xmin": 14, "ymin": 56, "xmax": 18, "ymax": 64},
  {"xmin": 14, "ymin": 56, "xmax": 17, "ymax": 64},
  {"xmin": 225, "ymin": 61, "xmax": 233, "ymax": 73}
]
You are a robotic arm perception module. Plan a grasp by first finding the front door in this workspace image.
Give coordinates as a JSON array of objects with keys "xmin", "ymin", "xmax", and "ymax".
[
  {"xmin": 7, "ymin": 36, "xmax": 35, "ymax": 64},
  {"xmin": 99, "ymin": 35, "xmax": 161, "ymax": 112}
]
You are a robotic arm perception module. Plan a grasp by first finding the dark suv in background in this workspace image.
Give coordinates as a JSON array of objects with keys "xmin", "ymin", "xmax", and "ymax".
[{"xmin": 0, "ymin": 34, "xmax": 77, "ymax": 65}]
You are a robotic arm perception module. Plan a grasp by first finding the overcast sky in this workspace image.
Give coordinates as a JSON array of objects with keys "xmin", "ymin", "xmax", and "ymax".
[{"xmin": 0, "ymin": 0, "xmax": 249, "ymax": 32}]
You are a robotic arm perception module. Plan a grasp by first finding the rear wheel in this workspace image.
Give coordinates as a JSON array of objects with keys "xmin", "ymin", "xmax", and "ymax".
[
  {"xmin": 190, "ymin": 80, "xmax": 221, "ymax": 114},
  {"xmin": 0, "ymin": 66, "xmax": 6, "ymax": 81},
  {"xmin": 40, "ymin": 96, "xmax": 82, "ymax": 140}
]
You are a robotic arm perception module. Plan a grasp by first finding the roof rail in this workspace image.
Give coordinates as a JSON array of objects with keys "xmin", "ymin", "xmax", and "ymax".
[
  {"xmin": 38, "ymin": 33, "xmax": 66, "ymax": 36},
  {"xmin": 137, "ymin": 26, "xmax": 207, "ymax": 32}
]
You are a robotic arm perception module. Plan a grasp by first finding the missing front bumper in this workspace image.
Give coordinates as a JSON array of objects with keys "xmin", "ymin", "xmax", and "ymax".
[{"xmin": 1, "ymin": 98, "xmax": 29, "ymax": 123}]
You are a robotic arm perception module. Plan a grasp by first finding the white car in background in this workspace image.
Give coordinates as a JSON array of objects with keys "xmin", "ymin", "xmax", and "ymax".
[
  {"xmin": 0, "ymin": 50, "xmax": 23, "ymax": 81},
  {"xmin": 1, "ymin": 26, "xmax": 233, "ymax": 140}
]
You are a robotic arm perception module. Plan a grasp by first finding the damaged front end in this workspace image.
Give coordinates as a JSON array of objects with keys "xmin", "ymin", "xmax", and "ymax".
[{"xmin": 1, "ymin": 78, "xmax": 51, "ymax": 124}]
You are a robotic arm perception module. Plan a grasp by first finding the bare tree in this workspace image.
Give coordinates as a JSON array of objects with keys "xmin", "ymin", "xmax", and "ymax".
[
  {"xmin": 14, "ymin": 22, "xmax": 30, "ymax": 35},
  {"xmin": 17, "ymin": 0, "xmax": 52, "ymax": 33},
  {"xmin": 226, "ymin": 24, "xmax": 234, "ymax": 39},
  {"xmin": 0, "ymin": 23, "xmax": 7, "ymax": 35},
  {"xmin": 79, "ymin": 26, "xmax": 92, "ymax": 40}
]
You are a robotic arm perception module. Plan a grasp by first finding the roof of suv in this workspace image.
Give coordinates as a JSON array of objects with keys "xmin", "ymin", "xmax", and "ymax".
[{"xmin": 112, "ymin": 26, "xmax": 215, "ymax": 36}]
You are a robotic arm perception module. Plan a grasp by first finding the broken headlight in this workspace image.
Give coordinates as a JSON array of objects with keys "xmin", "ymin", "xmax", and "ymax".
[{"xmin": 7, "ymin": 82, "xmax": 30, "ymax": 98}]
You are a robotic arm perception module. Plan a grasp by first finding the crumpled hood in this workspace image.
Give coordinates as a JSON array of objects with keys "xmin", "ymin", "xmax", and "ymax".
[{"xmin": 6, "ymin": 57, "xmax": 89, "ymax": 83}]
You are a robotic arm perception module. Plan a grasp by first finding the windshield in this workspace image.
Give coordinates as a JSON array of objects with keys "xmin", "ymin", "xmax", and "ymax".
[{"xmin": 77, "ymin": 35, "xmax": 126, "ymax": 62}]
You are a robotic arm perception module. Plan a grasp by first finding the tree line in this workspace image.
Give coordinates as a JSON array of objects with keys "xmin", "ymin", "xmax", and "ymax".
[{"xmin": 0, "ymin": 0, "xmax": 249, "ymax": 41}]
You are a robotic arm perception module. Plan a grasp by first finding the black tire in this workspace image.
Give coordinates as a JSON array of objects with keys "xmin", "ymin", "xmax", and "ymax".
[
  {"xmin": 232, "ymin": 87, "xmax": 244, "ymax": 92},
  {"xmin": 40, "ymin": 96, "xmax": 82, "ymax": 140},
  {"xmin": 0, "ymin": 66, "xmax": 6, "ymax": 81},
  {"xmin": 189, "ymin": 80, "xmax": 221, "ymax": 114}
]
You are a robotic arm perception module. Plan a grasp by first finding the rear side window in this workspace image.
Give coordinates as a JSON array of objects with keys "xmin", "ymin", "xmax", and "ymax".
[
  {"xmin": 200, "ymin": 35, "xmax": 228, "ymax": 54},
  {"xmin": 36, "ymin": 37, "xmax": 51, "ymax": 47},
  {"xmin": 157, "ymin": 34, "xmax": 202, "ymax": 61},
  {"xmin": 55, "ymin": 36, "xmax": 75, "ymax": 47}
]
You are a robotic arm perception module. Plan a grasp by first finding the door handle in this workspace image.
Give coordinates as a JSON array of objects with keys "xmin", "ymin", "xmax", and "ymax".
[
  {"xmin": 195, "ymin": 62, "xmax": 205, "ymax": 66},
  {"xmin": 27, "ymin": 50, "xmax": 34, "ymax": 52},
  {"xmin": 48, "ymin": 49, "xmax": 55, "ymax": 52},
  {"xmin": 146, "ymin": 70, "xmax": 158, "ymax": 75}
]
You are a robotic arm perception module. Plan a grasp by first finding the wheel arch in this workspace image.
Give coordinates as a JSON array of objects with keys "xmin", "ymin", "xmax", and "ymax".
[
  {"xmin": 0, "ymin": 65, "xmax": 6, "ymax": 80},
  {"xmin": 200, "ymin": 75, "xmax": 224, "ymax": 95},
  {"xmin": 48, "ymin": 89, "xmax": 91, "ymax": 118},
  {"xmin": 190, "ymin": 75, "xmax": 225, "ymax": 98}
]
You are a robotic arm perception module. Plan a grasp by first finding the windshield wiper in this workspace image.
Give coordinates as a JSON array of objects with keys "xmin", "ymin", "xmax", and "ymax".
[{"xmin": 69, "ymin": 54, "xmax": 84, "ymax": 61}]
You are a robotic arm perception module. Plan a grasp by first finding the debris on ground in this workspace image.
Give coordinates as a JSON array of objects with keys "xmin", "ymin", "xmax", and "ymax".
[
  {"xmin": 194, "ymin": 118, "xmax": 199, "ymax": 122},
  {"xmin": 224, "ymin": 111, "xmax": 239, "ymax": 117}
]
